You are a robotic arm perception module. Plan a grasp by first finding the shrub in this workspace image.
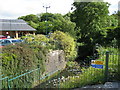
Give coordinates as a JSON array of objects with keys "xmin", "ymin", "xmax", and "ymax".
[
  {"xmin": 1, "ymin": 43, "xmax": 47, "ymax": 75},
  {"xmin": 1, "ymin": 43, "xmax": 48, "ymax": 88},
  {"xmin": 21, "ymin": 31, "xmax": 77, "ymax": 61},
  {"xmin": 50, "ymin": 31, "xmax": 77, "ymax": 61}
]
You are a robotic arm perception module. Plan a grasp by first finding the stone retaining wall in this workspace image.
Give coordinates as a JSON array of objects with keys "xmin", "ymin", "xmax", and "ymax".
[{"xmin": 45, "ymin": 50, "xmax": 66, "ymax": 74}]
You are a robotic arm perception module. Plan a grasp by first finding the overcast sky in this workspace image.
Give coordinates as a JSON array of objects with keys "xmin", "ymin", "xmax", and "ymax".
[{"xmin": 0, "ymin": 0, "xmax": 119, "ymax": 19}]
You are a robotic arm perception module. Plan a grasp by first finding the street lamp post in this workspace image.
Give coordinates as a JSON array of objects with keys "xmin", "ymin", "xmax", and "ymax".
[
  {"xmin": 43, "ymin": 6, "xmax": 50, "ymax": 13},
  {"xmin": 43, "ymin": 5, "xmax": 50, "ymax": 35}
]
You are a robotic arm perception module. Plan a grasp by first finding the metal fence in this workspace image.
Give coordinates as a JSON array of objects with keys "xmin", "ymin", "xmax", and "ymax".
[
  {"xmin": 0, "ymin": 67, "xmax": 59, "ymax": 89},
  {"xmin": 106, "ymin": 52, "xmax": 120, "ymax": 81},
  {"xmin": 98, "ymin": 51, "xmax": 120, "ymax": 82},
  {"xmin": 1, "ymin": 51, "xmax": 120, "ymax": 89}
]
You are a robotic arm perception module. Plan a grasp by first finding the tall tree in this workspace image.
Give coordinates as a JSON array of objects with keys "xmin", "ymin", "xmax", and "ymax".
[
  {"xmin": 18, "ymin": 13, "xmax": 76, "ymax": 37},
  {"xmin": 71, "ymin": 2, "xmax": 110, "ymax": 60},
  {"xmin": 71, "ymin": 2, "xmax": 110, "ymax": 44},
  {"xmin": 37, "ymin": 13, "xmax": 76, "ymax": 37},
  {"xmin": 18, "ymin": 14, "xmax": 39, "ymax": 23}
]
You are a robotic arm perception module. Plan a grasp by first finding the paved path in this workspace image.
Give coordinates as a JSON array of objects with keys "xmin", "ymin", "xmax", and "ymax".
[{"xmin": 73, "ymin": 82, "xmax": 120, "ymax": 90}]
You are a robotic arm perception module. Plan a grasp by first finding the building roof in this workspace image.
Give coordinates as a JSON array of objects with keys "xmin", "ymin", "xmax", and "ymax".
[{"xmin": 0, "ymin": 19, "xmax": 36, "ymax": 31}]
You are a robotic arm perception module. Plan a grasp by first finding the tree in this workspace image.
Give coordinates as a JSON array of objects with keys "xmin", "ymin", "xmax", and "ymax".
[
  {"xmin": 37, "ymin": 13, "xmax": 76, "ymax": 37},
  {"xmin": 18, "ymin": 14, "xmax": 39, "ymax": 23},
  {"xmin": 71, "ymin": 2, "xmax": 110, "ymax": 61},
  {"xmin": 112, "ymin": 11, "xmax": 120, "ymax": 26},
  {"xmin": 36, "ymin": 21, "xmax": 54, "ymax": 34},
  {"xmin": 18, "ymin": 13, "xmax": 76, "ymax": 37},
  {"xmin": 71, "ymin": 2, "xmax": 110, "ymax": 44}
]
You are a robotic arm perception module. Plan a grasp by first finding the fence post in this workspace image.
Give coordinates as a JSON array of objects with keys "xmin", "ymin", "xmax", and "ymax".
[
  {"xmin": 7, "ymin": 77, "xmax": 11, "ymax": 89},
  {"xmin": 38, "ymin": 65, "xmax": 40, "ymax": 84},
  {"xmin": 104, "ymin": 51, "xmax": 109, "ymax": 82},
  {"xmin": 118, "ymin": 49, "xmax": 120, "ymax": 80}
]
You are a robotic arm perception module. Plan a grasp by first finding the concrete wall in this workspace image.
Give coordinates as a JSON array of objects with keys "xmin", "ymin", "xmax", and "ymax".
[{"xmin": 45, "ymin": 50, "xmax": 66, "ymax": 74}]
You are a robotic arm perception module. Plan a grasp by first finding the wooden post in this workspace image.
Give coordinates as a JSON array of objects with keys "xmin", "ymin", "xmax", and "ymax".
[
  {"xmin": 33, "ymin": 32, "xmax": 35, "ymax": 35},
  {"xmin": 15, "ymin": 31, "xmax": 18, "ymax": 39}
]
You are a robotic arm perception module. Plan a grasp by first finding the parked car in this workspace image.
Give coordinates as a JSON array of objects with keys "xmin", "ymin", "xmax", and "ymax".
[
  {"xmin": 0, "ymin": 35, "xmax": 7, "ymax": 40},
  {"xmin": 0, "ymin": 39, "xmax": 23, "ymax": 46}
]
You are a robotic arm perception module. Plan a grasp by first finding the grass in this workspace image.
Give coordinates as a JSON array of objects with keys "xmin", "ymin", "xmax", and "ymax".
[
  {"xmin": 60, "ymin": 47, "xmax": 120, "ymax": 88},
  {"xmin": 60, "ymin": 67, "xmax": 104, "ymax": 88}
]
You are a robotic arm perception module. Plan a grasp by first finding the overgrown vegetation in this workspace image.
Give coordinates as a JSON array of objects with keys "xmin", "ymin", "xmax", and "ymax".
[
  {"xmin": 60, "ymin": 67, "xmax": 104, "ymax": 88},
  {"xmin": 1, "ymin": 31, "xmax": 77, "ymax": 88},
  {"xmin": 1, "ymin": 43, "xmax": 47, "ymax": 76},
  {"xmin": 97, "ymin": 47, "xmax": 120, "ymax": 81},
  {"xmin": 22, "ymin": 31, "xmax": 77, "ymax": 61},
  {"xmin": 1, "ymin": 42, "xmax": 48, "ymax": 88},
  {"xmin": 60, "ymin": 47, "xmax": 120, "ymax": 88},
  {"xmin": 2, "ymin": 1, "xmax": 120, "ymax": 89},
  {"xmin": 49, "ymin": 31, "xmax": 77, "ymax": 61}
]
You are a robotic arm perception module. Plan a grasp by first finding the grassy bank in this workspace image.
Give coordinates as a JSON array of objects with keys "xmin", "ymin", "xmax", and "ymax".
[{"xmin": 60, "ymin": 47, "xmax": 120, "ymax": 88}]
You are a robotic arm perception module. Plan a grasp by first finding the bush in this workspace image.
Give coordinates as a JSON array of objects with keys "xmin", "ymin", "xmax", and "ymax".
[
  {"xmin": 21, "ymin": 31, "xmax": 78, "ymax": 61},
  {"xmin": 50, "ymin": 31, "xmax": 77, "ymax": 61},
  {"xmin": 1, "ymin": 43, "xmax": 48, "ymax": 88},
  {"xmin": 2, "ymin": 43, "xmax": 48, "ymax": 74}
]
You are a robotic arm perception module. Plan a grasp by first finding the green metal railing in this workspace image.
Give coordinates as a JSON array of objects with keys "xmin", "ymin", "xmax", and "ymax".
[
  {"xmin": 1, "ymin": 51, "xmax": 119, "ymax": 89},
  {"xmin": 98, "ymin": 51, "xmax": 120, "ymax": 82},
  {"xmin": 106, "ymin": 52, "xmax": 120, "ymax": 81},
  {"xmin": 1, "ymin": 67, "xmax": 59, "ymax": 89}
]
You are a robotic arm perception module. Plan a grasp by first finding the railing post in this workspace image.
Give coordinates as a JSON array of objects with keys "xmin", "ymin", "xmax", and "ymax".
[
  {"xmin": 104, "ymin": 51, "xmax": 109, "ymax": 82},
  {"xmin": 7, "ymin": 77, "xmax": 10, "ymax": 89},
  {"xmin": 37, "ymin": 65, "xmax": 40, "ymax": 85},
  {"xmin": 118, "ymin": 49, "xmax": 120, "ymax": 80}
]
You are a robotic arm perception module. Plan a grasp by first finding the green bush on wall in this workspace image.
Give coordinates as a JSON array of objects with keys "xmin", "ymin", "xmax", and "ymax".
[
  {"xmin": 1, "ymin": 43, "xmax": 47, "ymax": 75},
  {"xmin": 49, "ymin": 31, "xmax": 77, "ymax": 61},
  {"xmin": 1, "ymin": 31, "xmax": 77, "ymax": 88},
  {"xmin": 1, "ymin": 43, "xmax": 48, "ymax": 88}
]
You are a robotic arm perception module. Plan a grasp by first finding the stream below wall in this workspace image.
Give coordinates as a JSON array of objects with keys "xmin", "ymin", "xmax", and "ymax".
[{"xmin": 34, "ymin": 68, "xmax": 82, "ymax": 88}]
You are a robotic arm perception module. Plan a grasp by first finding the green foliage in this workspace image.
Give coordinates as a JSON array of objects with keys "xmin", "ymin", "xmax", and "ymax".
[
  {"xmin": 1, "ymin": 43, "xmax": 48, "ymax": 76},
  {"xmin": 37, "ymin": 21, "xmax": 54, "ymax": 34},
  {"xmin": 28, "ymin": 21, "xmax": 39, "ymax": 29},
  {"xmin": 112, "ymin": 11, "xmax": 120, "ymax": 26},
  {"xmin": 60, "ymin": 47, "xmax": 120, "ymax": 88},
  {"xmin": 72, "ymin": 2, "xmax": 110, "ymax": 44},
  {"xmin": 94, "ymin": 26, "xmax": 120, "ymax": 47},
  {"xmin": 50, "ymin": 31, "xmax": 77, "ymax": 60},
  {"xmin": 69, "ymin": 2, "xmax": 119, "ymax": 62},
  {"xmin": 21, "ymin": 31, "xmax": 77, "ymax": 61},
  {"xmin": 18, "ymin": 13, "xmax": 76, "ymax": 37},
  {"xmin": 104, "ymin": 15, "xmax": 118, "ymax": 27},
  {"xmin": 97, "ymin": 46, "xmax": 119, "ymax": 54},
  {"xmin": 66, "ymin": 61, "xmax": 76, "ymax": 68},
  {"xmin": 1, "ymin": 42, "xmax": 48, "ymax": 88},
  {"xmin": 18, "ymin": 14, "xmax": 39, "ymax": 23},
  {"xmin": 60, "ymin": 67, "xmax": 104, "ymax": 88},
  {"xmin": 24, "ymin": 34, "xmax": 49, "ymax": 44},
  {"xmin": 113, "ymin": 27, "xmax": 120, "ymax": 46},
  {"xmin": 97, "ymin": 47, "xmax": 120, "ymax": 81}
]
